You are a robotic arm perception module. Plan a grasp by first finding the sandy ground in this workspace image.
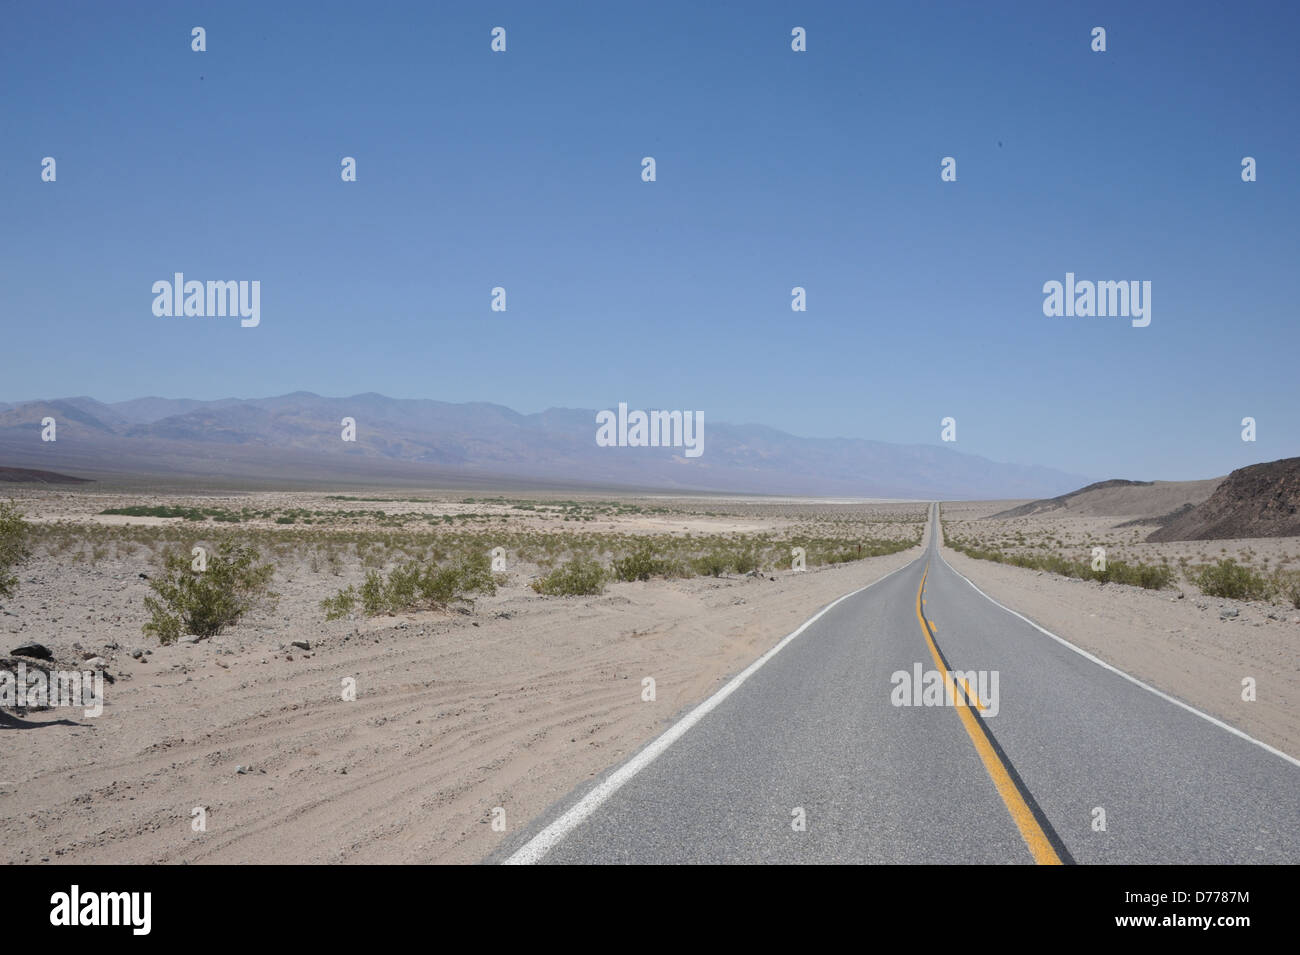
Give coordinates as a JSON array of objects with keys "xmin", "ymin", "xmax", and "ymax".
[
  {"xmin": 9, "ymin": 488, "xmax": 913, "ymax": 538},
  {"xmin": 0, "ymin": 539, "xmax": 921, "ymax": 865},
  {"xmin": 4, "ymin": 485, "xmax": 1296, "ymax": 864}
]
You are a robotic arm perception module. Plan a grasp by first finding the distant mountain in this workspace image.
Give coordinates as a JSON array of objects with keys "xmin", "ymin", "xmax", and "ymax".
[
  {"xmin": 110, "ymin": 396, "xmax": 244, "ymax": 424},
  {"xmin": 1147, "ymin": 458, "xmax": 1300, "ymax": 541},
  {"xmin": 0, "ymin": 392, "xmax": 1091, "ymax": 499}
]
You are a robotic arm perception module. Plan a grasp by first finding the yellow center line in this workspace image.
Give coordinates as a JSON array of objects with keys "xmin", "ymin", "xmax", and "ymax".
[{"xmin": 915, "ymin": 560, "xmax": 1063, "ymax": 865}]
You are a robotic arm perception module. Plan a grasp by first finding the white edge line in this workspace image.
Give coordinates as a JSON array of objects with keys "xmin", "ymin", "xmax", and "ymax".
[
  {"xmin": 502, "ymin": 556, "xmax": 920, "ymax": 864},
  {"xmin": 937, "ymin": 547, "xmax": 1300, "ymax": 771}
]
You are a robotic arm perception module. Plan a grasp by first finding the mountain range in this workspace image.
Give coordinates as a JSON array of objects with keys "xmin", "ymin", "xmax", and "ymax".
[{"xmin": 0, "ymin": 393, "xmax": 1091, "ymax": 499}]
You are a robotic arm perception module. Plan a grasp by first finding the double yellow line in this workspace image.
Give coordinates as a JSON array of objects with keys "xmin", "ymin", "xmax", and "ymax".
[{"xmin": 914, "ymin": 560, "xmax": 1064, "ymax": 865}]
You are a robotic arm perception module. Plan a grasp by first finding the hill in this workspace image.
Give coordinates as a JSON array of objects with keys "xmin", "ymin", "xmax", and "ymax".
[
  {"xmin": 987, "ymin": 477, "xmax": 1222, "ymax": 520},
  {"xmin": 1147, "ymin": 457, "xmax": 1300, "ymax": 541}
]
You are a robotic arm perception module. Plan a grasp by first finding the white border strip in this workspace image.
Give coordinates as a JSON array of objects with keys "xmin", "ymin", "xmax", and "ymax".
[
  {"xmin": 939, "ymin": 552, "xmax": 1300, "ymax": 770},
  {"xmin": 503, "ymin": 557, "xmax": 920, "ymax": 864}
]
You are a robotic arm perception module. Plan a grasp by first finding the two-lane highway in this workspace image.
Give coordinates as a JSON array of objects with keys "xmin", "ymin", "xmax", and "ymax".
[{"xmin": 499, "ymin": 504, "xmax": 1300, "ymax": 864}]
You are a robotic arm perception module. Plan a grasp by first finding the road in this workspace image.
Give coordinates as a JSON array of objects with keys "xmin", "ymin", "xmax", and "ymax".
[{"xmin": 498, "ymin": 504, "xmax": 1300, "ymax": 864}]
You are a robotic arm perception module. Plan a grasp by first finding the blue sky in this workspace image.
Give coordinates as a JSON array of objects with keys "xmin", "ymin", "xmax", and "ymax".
[{"xmin": 2, "ymin": 0, "xmax": 1296, "ymax": 482}]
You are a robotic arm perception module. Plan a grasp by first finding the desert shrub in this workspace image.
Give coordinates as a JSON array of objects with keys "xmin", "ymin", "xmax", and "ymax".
[
  {"xmin": 419, "ymin": 550, "xmax": 495, "ymax": 605},
  {"xmin": 382, "ymin": 561, "xmax": 423, "ymax": 611},
  {"xmin": 1273, "ymin": 570, "xmax": 1300, "ymax": 609},
  {"xmin": 359, "ymin": 568, "xmax": 388, "ymax": 614},
  {"xmin": 0, "ymin": 501, "xmax": 31, "ymax": 600},
  {"xmin": 1130, "ymin": 562, "xmax": 1175, "ymax": 590},
  {"xmin": 143, "ymin": 540, "xmax": 278, "ymax": 644},
  {"xmin": 321, "ymin": 585, "xmax": 358, "ymax": 620},
  {"xmin": 691, "ymin": 551, "xmax": 730, "ymax": 578},
  {"xmin": 730, "ymin": 548, "xmax": 761, "ymax": 575},
  {"xmin": 946, "ymin": 537, "xmax": 1173, "ymax": 590},
  {"xmin": 611, "ymin": 544, "xmax": 667, "ymax": 582},
  {"xmin": 1090, "ymin": 560, "xmax": 1172, "ymax": 590},
  {"xmin": 325, "ymin": 551, "xmax": 496, "ymax": 618},
  {"xmin": 1194, "ymin": 559, "xmax": 1272, "ymax": 600},
  {"xmin": 532, "ymin": 557, "xmax": 606, "ymax": 596}
]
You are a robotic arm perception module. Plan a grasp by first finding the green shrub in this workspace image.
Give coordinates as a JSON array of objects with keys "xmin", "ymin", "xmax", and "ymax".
[
  {"xmin": 1129, "ymin": 562, "xmax": 1175, "ymax": 590},
  {"xmin": 730, "ymin": 548, "xmax": 761, "ymax": 575},
  {"xmin": 419, "ymin": 550, "xmax": 495, "ymax": 605},
  {"xmin": 691, "ymin": 551, "xmax": 730, "ymax": 578},
  {"xmin": 611, "ymin": 544, "xmax": 666, "ymax": 582},
  {"xmin": 532, "ymin": 557, "xmax": 606, "ymax": 596},
  {"xmin": 143, "ymin": 540, "xmax": 278, "ymax": 644},
  {"xmin": 383, "ymin": 561, "xmax": 423, "ymax": 611},
  {"xmin": 321, "ymin": 585, "xmax": 358, "ymax": 620},
  {"xmin": 945, "ymin": 537, "xmax": 1172, "ymax": 590},
  {"xmin": 1195, "ymin": 559, "xmax": 1272, "ymax": 600},
  {"xmin": 1273, "ymin": 570, "xmax": 1300, "ymax": 610},
  {"xmin": 325, "ymin": 550, "xmax": 497, "ymax": 618},
  {"xmin": 0, "ymin": 501, "xmax": 31, "ymax": 601}
]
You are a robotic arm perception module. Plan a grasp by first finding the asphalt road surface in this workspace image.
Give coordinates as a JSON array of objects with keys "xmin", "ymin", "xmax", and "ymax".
[{"xmin": 498, "ymin": 504, "xmax": 1300, "ymax": 864}]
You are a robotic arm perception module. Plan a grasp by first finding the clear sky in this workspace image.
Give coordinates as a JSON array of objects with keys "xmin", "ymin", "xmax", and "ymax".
[{"xmin": 2, "ymin": 1, "xmax": 1296, "ymax": 482}]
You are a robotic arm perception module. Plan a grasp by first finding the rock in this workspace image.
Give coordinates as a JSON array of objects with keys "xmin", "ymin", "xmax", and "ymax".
[
  {"xmin": 10, "ymin": 642, "xmax": 52, "ymax": 660},
  {"xmin": 81, "ymin": 650, "xmax": 99, "ymax": 660},
  {"xmin": 1220, "ymin": 608, "xmax": 1239, "ymax": 619},
  {"xmin": 178, "ymin": 634, "xmax": 202, "ymax": 645},
  {"xmin": 290, "ymin": 639, "xmax": 311, "ymax": 651},
  {"xmin": 131, "ymin": 649, "xmax": 144, "ymax": 659},
  {"xmin": 138, "ymin": 573, "xmax": 149, "ymax": 579}
]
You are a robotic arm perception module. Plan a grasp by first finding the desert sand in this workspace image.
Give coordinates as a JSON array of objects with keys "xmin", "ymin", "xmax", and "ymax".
[
  {"xmin": 3, "ymin": 487, "xmax": 1296, "ymax": 864},
  {"xmin": 0, "ymin": 489, "xmax": 922, "ymax": 864}
]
